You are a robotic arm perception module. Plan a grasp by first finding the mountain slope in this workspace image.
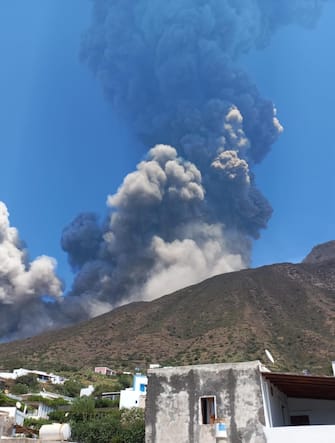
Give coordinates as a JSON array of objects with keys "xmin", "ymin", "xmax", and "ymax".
[
  {"xmin": 303, "ymin": 240, "xmax": 335, "ymax": 264},
  {"xmin": 0, "ymin": 259, "xmax": 334, "ymax": 374}
]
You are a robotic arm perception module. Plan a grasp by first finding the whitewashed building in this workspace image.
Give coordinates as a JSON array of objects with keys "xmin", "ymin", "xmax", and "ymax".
[
  {"xmin": 119, "ymin": 374, "xmax": 148, "ymax": 409},
  {"xmin": 80, "ymin": 385, "xmax": 95, "ymax": 397},
  {"xmin": 0, "ymin": 368, "xmax": 66, "ymax": 385}
]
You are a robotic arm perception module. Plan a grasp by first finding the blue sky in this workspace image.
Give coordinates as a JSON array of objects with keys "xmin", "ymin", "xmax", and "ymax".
[
  {"xmin": 243, "ymin": 4, "xmax": 335, "ymax": 265},
  {"xmin": 0, "ymin": 0, "xmax": 334, "ymax": 291}
]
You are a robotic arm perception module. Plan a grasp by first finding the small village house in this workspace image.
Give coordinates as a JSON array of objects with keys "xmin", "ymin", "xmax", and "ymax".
[
  {"xmin": 94, "ymin": 366, "xmax": 115, "ymax": 376},
  {"xmin": 119, "ymin": 373, "xmax": 148, "ymax": 409},
  {"xmin": 0, "ymin": 368, "xmax": 66, "ymax": 385}
]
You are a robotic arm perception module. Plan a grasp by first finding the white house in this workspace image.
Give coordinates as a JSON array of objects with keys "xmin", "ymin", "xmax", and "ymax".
[
  {"xmin": 0, "ymin": 407, "xmax": 25, "ymax": 426},
  {"xmin": 21, "ymin": 391, "xmax": 73, "ymax": 420},
  {"xmin": 0, "ymin": 368, "xmax": 66, "ymax": 385},
  {"xmin": 119, "ymin": 374, "xmax": 148, "ymax": 409},
  {"xmin": 80, "ymin": 385, "xmax": 95, "ymax": 398},
  {"xmin": 146, "ymin": 360, "xmax": 335, "ymax": 443}
]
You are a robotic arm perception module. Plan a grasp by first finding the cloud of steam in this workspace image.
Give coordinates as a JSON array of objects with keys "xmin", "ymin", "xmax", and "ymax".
[{"xmin": 59, "ymin": 0, "xmax": 328, "ymax": 317}]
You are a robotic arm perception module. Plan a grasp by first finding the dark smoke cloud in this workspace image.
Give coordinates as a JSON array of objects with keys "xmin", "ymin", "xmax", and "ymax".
[
  {"xmin": 61, "ymin": 213, "xmax": 102, "ymax": 270},
  {"xmin": 64, "ymin": 145, "xmax": 246, "ymax": 304},
  {"xmin": 1, "ymin": 0, "xmax": 329, "ymax": 340},
  {"xmin": 61, "ymin": 0, "xmax": 328, "ymax": 315},
  {"xmin": 81, "ymin": 0, "xmax": 287, "ymax": 164}
]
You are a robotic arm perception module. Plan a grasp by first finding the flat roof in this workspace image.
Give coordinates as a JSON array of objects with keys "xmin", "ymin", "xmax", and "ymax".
[
  {"xmin": 262, "ymin": 372, "xmax": 335, "ymax": 400},
  {"xmin": 148, "ymin": 360, "xmax": 261, "ymax": 375}
]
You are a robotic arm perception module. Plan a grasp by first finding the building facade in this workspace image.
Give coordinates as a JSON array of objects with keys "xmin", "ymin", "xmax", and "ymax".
[
  {"xmin": 119, "ymin": 374, "xmax": 148, "ymax": 409},
  {"xmin": 94, "ymin": 367, "xmax": 115, "ymax": 376},
  {"xmin": 146, "ymin": 361, "xmax": 335, "ymax": 443}
]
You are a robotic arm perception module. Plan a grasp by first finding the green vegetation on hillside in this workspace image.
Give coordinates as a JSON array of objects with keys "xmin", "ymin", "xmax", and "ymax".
[
  {"xmin": 0, "ymin": 261, "xmax": 335, "ymax": 374},
  {"xmin": 24, "ymin": 396, "xmax": 144, "ymax": 443},
  {"xmin": 70, "ymin": 399, "xmax": 144, "ymax": 443}
]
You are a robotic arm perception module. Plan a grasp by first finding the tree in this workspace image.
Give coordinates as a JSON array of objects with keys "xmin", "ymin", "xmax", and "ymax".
[
  {"xmin": 119, "ymin": 408, "xmax": 145, "ymax": 443},
  {"xmin": 68, "ymin": 397, "xmax": 145, "ymax": 443},
  {"xmin": 62, "ymin": 379, "xmax": 83, "ymax": 397},
  {"xmin": 95, "ymin": 397, "xmax": 119, "ymax": 409},
  {"xmin": 0, "ymin": 393, "xmax": 16, "ymax": 407},
  {"xmin": 116, "ymin": 374, "xmax": 132, "ymax": 390},
  {"xmin": 11, "ymin": 383, "xmax": 28, "ymax": 395},
  {"xmin": 70, "ymin": 396, "xmax": 95, "ymax": 422},
  {"xmin": 71, "ymin": 416, "xmax": 121, "ymax": 443},
  {"xmin": 48, "ymin": 409, "xmax": 67, "ymax": 422},
  {"xmin": 15, "ymin": 374, "xmax": 39, "ymax": 391}
]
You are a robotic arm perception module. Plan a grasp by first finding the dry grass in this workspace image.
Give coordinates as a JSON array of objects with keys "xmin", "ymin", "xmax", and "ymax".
[{"xmin": 1, "ymin": 260, "xmax": 335, "ymax": 375}]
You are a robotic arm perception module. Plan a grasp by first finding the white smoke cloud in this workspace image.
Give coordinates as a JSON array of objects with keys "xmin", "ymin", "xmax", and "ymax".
[
  {"xmin": 211, "ymin": 151, "xmax": 250, "ymax": 185},
  {"xmin": 0, "ymin": 202, "xmax": 66, "ymax": 341},
  {"xmin": 107, "ymin": 145, "xmax": 204, "ymax": 210},
  {"xmin": 0, "ymin": 202, "xmax": 62, "ymax": 304},
  {"xmin": 141, "ymin": 223, "xmax": 245, "ymax": 301},
  {"xmin": 223, "ymin": 106, "xmax": 250, "ymax": 153}
]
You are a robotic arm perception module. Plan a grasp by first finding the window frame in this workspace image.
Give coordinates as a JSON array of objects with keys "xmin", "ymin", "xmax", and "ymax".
[{"xmin": 199, "ymin": 395, "xmax": 217, "ymax": 425}]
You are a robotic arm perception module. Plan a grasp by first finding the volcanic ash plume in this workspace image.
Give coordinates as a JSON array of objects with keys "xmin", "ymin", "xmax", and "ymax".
[
  {"xmin": 0, "ymin": 202, "xmax": 63, "ymax": 340},
  {"xmin": 62, "ymin": 1, "xmax": 326, "ymax": 314},
  {"xmin": 62, "ymin": 145, "xmax": 246, "ymax": 307}
]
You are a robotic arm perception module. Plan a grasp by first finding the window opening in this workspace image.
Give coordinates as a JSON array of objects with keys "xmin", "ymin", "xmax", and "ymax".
[{"xmin": 200, "ymin": 396, "xmax": 216, "ymax": 424}]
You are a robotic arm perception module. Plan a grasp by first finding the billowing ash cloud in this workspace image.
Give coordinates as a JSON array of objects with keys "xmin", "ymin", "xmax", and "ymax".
[
  {"xmin": 81, "ymin": 0, "xmax": 288, "ymax": 164},
  {"xmin": 61, "ymin": 213, "xmax": 102, "ymax": 271},
  {"xmin": 63, "ymin": 145, "xmax": 246, "ymax": 308},
  {"xmin": 0, "ymin": 202, "xmax": 63, "ymax": 340},
  {"xmin": 59, "ymin": 0, "xmax": 327, "ymax": 317},
  {"xmin": 1, "ymin": 1, "xmax": 328, "ymax": 340}
]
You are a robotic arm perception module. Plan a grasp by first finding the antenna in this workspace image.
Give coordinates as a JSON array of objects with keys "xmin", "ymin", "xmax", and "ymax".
[{"xmin": 265, "ymin": 349, "xmax": 275, "ymax": 365}]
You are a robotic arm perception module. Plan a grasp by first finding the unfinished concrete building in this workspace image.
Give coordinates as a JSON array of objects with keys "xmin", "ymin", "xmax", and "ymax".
[{"xmin": 145, "ymin": 360, "xmax": 335, "ymax": 443}]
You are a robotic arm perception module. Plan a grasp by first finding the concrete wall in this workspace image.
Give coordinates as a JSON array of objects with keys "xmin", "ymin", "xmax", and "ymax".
[
  {"xmin": 0, "ymin": 412, "xmax": 13, "ymax": 438},
  {"xmin": 0, "ymin": 408, "xmax": 24, "ymax": 426},
  {"xmin": 145, "ymin": 361, "xmax": 266, "ymax": 443}
]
